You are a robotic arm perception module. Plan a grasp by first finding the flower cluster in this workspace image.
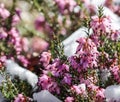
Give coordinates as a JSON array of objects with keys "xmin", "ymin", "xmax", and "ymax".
[
  {"xmin": 90, "ymin": 15, "xmax": 120, "ymax": 47},
  {"xmin": 38, "ymin": 55, "xmax": 70, "ymax": 94},
  {"xmin": 38, "ymin": 74, "xmax": 60, "ymax": 94},
  {"xmin": 34, "ymin": 14, "xmax": 53, "ymax": 35},
  {"xmin": 54, "ymin": 0, "xmax": 77, "ymax": 14},
  {"xmin": 33, "ymin": 0, "xmax": 94, "ymax": 37},
  {"xmin": 37, "ymin": 7, "xmax": 120, "ymax": 102},
  {"xmin": 0, "ymin": 3, "xmax": 22, "ymax": 64},
  {"xmin": 70, "ymin": 38, "xmax": 98, "ymax": 72},
  {"xmin": 110, "ymin": 65, "xmax": 120, "ymax": 83}
]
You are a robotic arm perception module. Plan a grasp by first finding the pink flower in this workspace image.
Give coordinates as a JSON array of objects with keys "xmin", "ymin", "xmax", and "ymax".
[
  {"xmin": 96, "ymin": 88, "xmax": 105, "ymax": 98},
  {"xmin": 70, "ymin": 38, "xmax": 98, "ymax": 71},
  {"xmin": 35, "ymin": 15, "xmax": 53, "ymax": 34},
  {"xmin": 111, "ymin": 30, "xmax": 120, "ymax": 41},
  {"xmin": 71, "ymin": 85, "xmax": 82, "ymax": 94},
  {"xmin": 60, "ymin": 28, "xmax": 67, "ymax": 35},
  {"xmin": 88, "ymin": 83, "xmax": 98, "ymax": 91},
  {"xmin": 31, "ymin": 37, "xmax": 49, "ymax": 53},
  {"xmin": 20, "ymin": 37, "xmax": 29, "ymax": 52},
  {"xmin": 38, "ymin": 74, "xmax": 60, "ymax": 94},
  {"xmin": 0, "ymin": 55, "xmax": 6, "ymax": 63},
  {"xmin": 44, "ymin": 63, "xmax": 57, "ymax": 76},
  {"xmin": 62, "ymin": 73, "xmax": 72, "ymax": 85},
  {"xmin": 43, "ymin": 58, "xmax": 69, "ymax": 77},
  {"xmin": 9, "ymin": 27, "xmax": 20, "ymax": 39},
  {"xmin": 12, "ymin": 14, "xmax": 20, "ymax": 26},
  {"xmin": 8, "ymin": 27, "xmax": 22, "ymax": 54},
  {"xmin": 0, "ymin": 28, "xmax": 7, "ymax": 39},
  {"xmin": 54, "ymin": 0, "xmax": 77, "ymax": 14},
  {"xmin": 17, "ymin": 55, "xmax": 29, "ymax": 67},
  {"xmin": 69, "ymin": 56, "xmax": 79, "ymax": 69},
  {"xmin": 90, "ymin": 15, "xmax": 111, "ymax": 33},
  {"xmin": 0, "ymin": 3, "xmax": 10, "ymax": 19},
  {"xmin": 40, "ymin": 52, "xmax": 51, "ymax": 67},
  {"xmin": 90, "ymin": 34, "xmax": 100, "ymax": 46},
  {"xmin": 96, "ymin": 88, "xmax": 105, "ymax": 102},
  {"xmin": 110, "ymin": 66, "xmax": 120, "ymax": 82},
  {"xmin": 38, "ymin": 74, "xmax": 51, "ymax": 90},
  {"xmin": 35, "ymin": 15, "xmax": 45, "ymax": 31},
  {"xmin": 65, "ymin": 97, "xmax": 74, "ymax": 102},
  {"xmin": 14, "ymin": 94, "xmax": 25, "ymax": 102},
  {"xmin": 12, "ymin": 8, "xmax": 21, "ymax": 26},
  {"xmin": 114, "ymin": 4, "xmax": 120, "ymax": 16},
  {"xmin": 68, "ymin": 0, "xmax": 77, "ymax": 12}
]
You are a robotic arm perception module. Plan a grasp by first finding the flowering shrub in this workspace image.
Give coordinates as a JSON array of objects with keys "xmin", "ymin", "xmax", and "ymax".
[
  {"xmin": 0, "ymin": 3, "xmax": 21, "ymax": 63},
  {"xmin": 0, "ymin": 0, "xmax": 119, "ymax": 102},
  {"xmin": 37, "ymin": 6, "xmax": 120, "ymax": 102}
]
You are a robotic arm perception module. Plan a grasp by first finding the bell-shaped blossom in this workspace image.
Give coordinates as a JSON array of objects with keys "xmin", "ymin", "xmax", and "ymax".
[
  {"xmin": 0, "ymin": 3, "xmax": 10, "ymax": 19},
  {"xmin": 14, "ymin": 94, "xmax": 25, "ymax": 102},
  {"xmin": 0, "ymin": 28, "xmax": 7, "ymax": 39},
  {"xmin": 40, "ymin": 52, "xmax": 51, "ymax": 67},
  {"xmin": 38, "ymin": 74, "xmax": 60, "ymax": 94},
  {"xmin": 65, "ymin": 97, "xmax": 74, "ymax": 102},
  {"xmin": 62, "ymin": 73, "xmax": 72, "ymax": 85}
]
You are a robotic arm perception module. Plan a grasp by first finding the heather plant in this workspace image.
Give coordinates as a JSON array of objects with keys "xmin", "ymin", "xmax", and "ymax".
[
  {"xmin": 38, "ymin": 6, "xmax": 120, "ymax": 102},
  {"xmin": 0, "ymin": 0, "xmax": 93, "ymax": 65},
  {"xmin": 0, "ymin": 2, "xmax": 22, "ymax": 63},
  {"xmin": 31, "ymin": 0, "xmax": 95, "ymax": 39},
  {"xmin": 0, "ymin": 0, "xmax": 119, "ymax": 102}
]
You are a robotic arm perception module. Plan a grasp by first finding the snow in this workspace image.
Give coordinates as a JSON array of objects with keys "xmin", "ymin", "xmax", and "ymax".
[
  {"xmin": 62, "ymin": 27, "xmax": 90, "ymax": 56},
  {"xmin": 105, "ymin": 85, "xmax": 120, "ymax": 102},
  {"xmin": 5, "ymin": 59, "xmax": 38, "ymax": 88},
  {"xmin": 33, "ymin": 90, "xmax": 62, "ymax": 102}
]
